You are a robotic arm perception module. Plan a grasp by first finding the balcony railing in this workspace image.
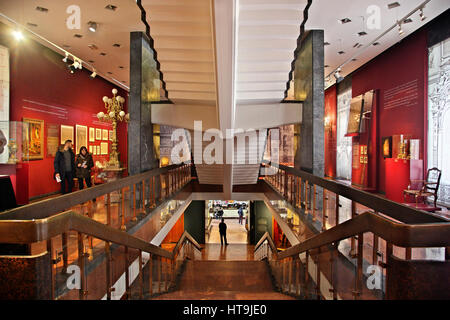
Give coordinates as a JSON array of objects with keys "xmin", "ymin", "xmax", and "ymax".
[{"xmin": 257, "ymin": 161, "xmax": 450, "ymax": 299}]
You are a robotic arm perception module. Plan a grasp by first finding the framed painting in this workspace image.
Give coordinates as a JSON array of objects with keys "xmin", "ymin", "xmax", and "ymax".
[
  {"xmin": 22, "ymin": 118, "xmax": 44, "ymax": 160},
  {"xmin": 102, "ymin": 129, "xmax": 108, "ymax": 141},
  {"xmin": 92, "ymin": 145, "xmax": 96, "ymax": 155},
  {"xmin": 346, "ymin": 94, "xmax": 363, "ymax": 136},
  {"xmin": 95, "ymin": 128, "xmax": 101, "ymax": 140},
  {"xmin": 75, "ymin": 125, "xmax": 88, "ymax": 154},
  {"xmin": 382, "ymin": 136, "xmax": 392, "ymax": 158},
  {"xmin": 89, "ymin": 127, "xmax": 95, "ymax": 142},
  {"xmin": 60, "ymin": 125, "xmax": 74, "ymax": 145},
  {"xmin": 89, "ymin": 145, "xmax": 93, "ymax": 154},
  {"xmin": 46, "ymin": 123, "xmax": 59, "ymax": 157},
  {"xmin": 100, "ymin": 142, "xmax": 108, "ymax": 155},
  {"xmin": 96, "ymin": 145, "xmax": 100, "ymax": 155}
]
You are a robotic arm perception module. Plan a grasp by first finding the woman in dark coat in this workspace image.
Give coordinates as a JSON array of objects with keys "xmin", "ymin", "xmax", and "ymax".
[{"xmin": 76, "ymin": 146, "xmax": 94, "ymax": 190}]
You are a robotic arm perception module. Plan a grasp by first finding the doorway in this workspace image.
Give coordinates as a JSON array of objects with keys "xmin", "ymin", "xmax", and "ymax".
[{"xmin": 205, "ymin": 200, "xmax": 249, "ymax": 244}]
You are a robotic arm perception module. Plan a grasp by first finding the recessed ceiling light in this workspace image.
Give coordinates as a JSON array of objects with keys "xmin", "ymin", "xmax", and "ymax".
[
  {"xmin": 119, "ymin": 66, "xmax": 124, "ymax": 69},
  {"xmin": 373, "ymin": 42, "xmax": 380, "ymax": 46},
  {"xmin": 63, "ymin": 44, "xmax": 71, "ymax": 48},
  {"xmin": 88, "ymin": 21, "xmax": 97, "ymax": 33},
  {"xmin": 403, "ymin": 18, "xmax": 413, "ymax": 24},
  {"xmin": 107, "ymin": 72, "xmax": 113, "ymax": 75},
  {"xmin": 324, "ymin": 42, "xmax": 330, "ymax": 46},
  {"xmin": 100, "ymin": 52, "xmax": 107, "ymax": 56},
  {"xmin": 338, "ymin": 51, "xmax": 345, "ymax": 55},
  {"xmin": 353, "ymin": 43, "xmax": 360, "ymax": 48},
  {"xmin": 351, "ymin": 58, "xmax": 357, "ymax": 62},
  {"xmin": 339, "ymin": 18, "xmax": 352, "ymax": 24},
  {"xmin": 36, "ymin": 6, "xmax": 48, "ymax": 13},
  {"xmin": 27, "ymin": 22, "xmax": 38, "ymax": 27},
  {"xmin": 88, "ymin": 60, "xmax": 95, "ymax": 63},
  {"xmin": 105, "ymin": 4, "xmax": 118, "ymax": 11},
  {"xmin": 74, "ymin": 34, "xmax": 83, "ymax": 38},
  {"xmin": 388, "ymin": 2, "xmax": 400, "ymax": 9},
  {"xmin": 88, "ymin": 44, "xmax": 98, "ymax": 50},
  {"xmin": 113, "ymin": 43, "xmax": 121, "ymax": 48},
  {"xmin": 324, "ymin": 65, "xmax": 329, "ymax": 68},
  {"xmin": 358, "ymin": 31, "xmax": 368, "ymax": 36}
]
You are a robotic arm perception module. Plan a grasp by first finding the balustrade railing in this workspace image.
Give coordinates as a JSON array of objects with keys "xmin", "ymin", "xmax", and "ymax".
[{"xmin": 257, "ymin": 161, "xmax": 450, "ymax": 300}]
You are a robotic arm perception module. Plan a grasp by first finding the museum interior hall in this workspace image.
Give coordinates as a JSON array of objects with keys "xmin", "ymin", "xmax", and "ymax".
[{"xmin": 0, "ymin": 0, "xmax": 449, "ymax": 301}]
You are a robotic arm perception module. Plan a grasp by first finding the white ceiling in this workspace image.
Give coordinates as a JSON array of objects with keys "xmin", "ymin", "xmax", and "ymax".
[
  {"xmin": 0, "ymin": 0, "xmax": 144, "ymax": 90},
  {"xmin": 1, "ymin": 0, "xmax": 448, "ymax": 92},
  {"xmin": 306, "ymin": 0, "xmax": 449, "ymax": 84}
]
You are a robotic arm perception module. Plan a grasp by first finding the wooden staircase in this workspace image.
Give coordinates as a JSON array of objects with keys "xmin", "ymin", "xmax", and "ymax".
[{"xmin": 153, "ymin": 260, "xmax": 294, "ymax": 300}]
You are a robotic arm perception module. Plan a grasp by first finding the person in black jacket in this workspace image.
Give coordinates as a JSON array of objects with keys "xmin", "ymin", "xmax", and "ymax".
[
  {"xmin": 54, "ymin": 140, "xmax": 76, "ymax": 194},
  {"xmin": 219, "ymin": 218, "xmax": 228, "ymax": 245},
  {"xmin": 76, "ymin": 146, "xmax": 94, "ymax": 190}
]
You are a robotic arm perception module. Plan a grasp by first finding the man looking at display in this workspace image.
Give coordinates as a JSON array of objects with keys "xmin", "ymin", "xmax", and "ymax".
[{"xmin": 54, "ymin": 140, "xmax": 76, "ymax": 194}]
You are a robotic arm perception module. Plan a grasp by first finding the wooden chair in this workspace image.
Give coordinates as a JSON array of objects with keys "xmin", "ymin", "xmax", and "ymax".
[{"xmin": 403, "ymin": 167, "xmax": 442, "ymax": 208}]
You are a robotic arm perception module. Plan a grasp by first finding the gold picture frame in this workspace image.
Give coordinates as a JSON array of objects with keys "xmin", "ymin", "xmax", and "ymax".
[
  {"xmin": 22, "ymin": 118, "xmax": 44, "ymax": 160},
  {"xmin": 102, "ymin": 129, "xmax": 108, "ymax": 141},
  {"xmin": 95, "ymin": 128, "xmax": 101, "ymax": 140},
  {"xmin": 75, "ymin": 125, "xmax": 88, "ymax": 155},
  {"xmin": 60, "ymin": 125, "xmax": 74, "ymax": 145},
  {"xmin": 89, "ymin": 127, "xmax": 95, "ymax": 142},
  {"xmin": 100, "ymin": 142, "xmax": 108, "ymax": 155}
]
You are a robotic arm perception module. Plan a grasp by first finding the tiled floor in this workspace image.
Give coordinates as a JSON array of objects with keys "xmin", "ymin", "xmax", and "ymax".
[{"xmin": 207, "ymin": 219, "xmax": 248, "ymax": 244}]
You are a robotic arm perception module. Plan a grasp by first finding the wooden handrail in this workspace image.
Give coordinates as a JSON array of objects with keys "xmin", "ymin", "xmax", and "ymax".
[
  {"xmin": 0, "ymin": 210, "xmax": 200, "ymax": 260},
  {"xmin": 172, "ymin": 230, "xmax": 203, "ymax": 259},
  {"xmin": 255, "ymin": 232, "xmax": 278, "ymax": 259},
  {"xmin": 0, "ymin": 162, "xmax": 190, "ymax": 221},
  {"xmin": 274, "ymin": 211, "xmax": 450, "ymax": 260},
  {"xmin": 262, "ymin": 160, "xmax": 448, "ymax": 224}
]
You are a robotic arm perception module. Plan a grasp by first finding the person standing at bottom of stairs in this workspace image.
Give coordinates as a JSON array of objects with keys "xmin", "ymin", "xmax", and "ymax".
[{"xmin": 219, "ymin": 218, "xmax": 228, "ymax": 245}]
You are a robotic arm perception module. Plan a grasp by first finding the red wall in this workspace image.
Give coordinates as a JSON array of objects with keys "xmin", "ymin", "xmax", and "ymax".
[
  {"xmin": 351, "ymin": 29, "xmax": 427, "ymax": 193},
  {"xmin": 324, "ymin": 85, "xmax": 337, "ymax": 178},
  {"xmin": 0, "ymin": 24, "xmax": 128, "ymax": 200},
  {"xmin": 324, "ymin": 29, "xmax": 428, "ymax": 194}
]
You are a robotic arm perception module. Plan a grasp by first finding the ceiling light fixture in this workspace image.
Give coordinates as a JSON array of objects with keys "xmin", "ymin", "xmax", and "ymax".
[
  {"xmin": 419, "ymin": 7, "xmax": 426, "ymax": 21},
  {"xmin": 326, "ymin": 0, "xmax": 431, "ymax": 87},
  {"xmin": 88, "ymin": 21, "xmax": 97, "ymax": 33},
  {"xmin": 62, "ymin": 52, "xmax": 69, "ymax": 63},
  {"xmin": 90, "ymin": 70, "xmax": 97, "ymax": 79},
  {"xmin": 12, "ymin": 29, "xmax": 24, "ymax": 41},
  {"xmin": 334, "ymin": 68, "xmax": 344, "ymax": 83},
  {"xmin": 398, "ymin": 22, "xmax": 404, "ymax": 36}
]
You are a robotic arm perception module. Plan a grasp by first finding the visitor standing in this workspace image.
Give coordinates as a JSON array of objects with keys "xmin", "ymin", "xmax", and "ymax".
[
  {"xmin": 219, "ymin": 218, "xmax": 228, "ymax": 245},
  {"xmin": 54, "ymin": 140, "xmax": 76, "ymax": 194}
]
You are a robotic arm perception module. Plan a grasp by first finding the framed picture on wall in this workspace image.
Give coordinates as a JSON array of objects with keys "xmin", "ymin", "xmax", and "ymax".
[
  {"xmin": 22, "ymin": 118, "xmax": 44, "ymax": 160},
  {"xmin": 382, "ymin": 136, "xmax": 392, "ymax": 158},
  {"xmin": 109, "ymin": 130, "xmax": 113, "ymax": 141},
  {"xmin": 95, "ymin": 128, "xmax": 101, "ymax": 140},
  {"xmin": 96, "ymin": 145, "xmax": 100, "ymax": 155},
  {"xmin": 102, "ymin": 129, "xmax": 108, "ymax": 141},
  {"xmin": 75, "ymin": 125, "xmax": 88, "ymax": 154},
  {"xmin": 46, "ymin": 123, "xmax": 59, "ymax": 157},
  {"xmin": 100, "ymin": 142, "xmax": 108, "ymax": 155},
  {"xmin": 93, "ymin": 145, "xmax": 97, "ymax": 155},
  {"xmin": 89, "ymin": 127, "xmax": 95, "ymax": 142},
  {"xmin": 89, "ymin": 145, "xmax": 93, "ymax": 154},
  {"xmin": 60, "ymin": 125, "xmax": 74, "ymax": 145}
]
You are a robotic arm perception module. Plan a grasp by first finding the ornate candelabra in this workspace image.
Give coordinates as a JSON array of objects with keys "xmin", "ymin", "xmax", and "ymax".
[{"xmin": 97, "ymin": 88, "xmax": 129, "ymax": 169}]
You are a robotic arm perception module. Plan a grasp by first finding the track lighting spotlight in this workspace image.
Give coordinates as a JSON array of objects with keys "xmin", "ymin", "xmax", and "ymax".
[
  {"xmin": 419, "ymin": 8, "xmax": 426, "ymax": 21},
  {"xmin": 334, "ymin": 68, "xmax": 344, "ymax": 83},
  {"xmin": 398, "ymin": 23, "xmax": 404, "ymax": 36},
  {"xmin": 68, "ymin": 64, "xmax": 76, "ymax": 74},
  {"xmin": 90, "ymin": 70, "xmax": 97, "ymax": 79},
  {"xmin": 88, "ymin": 21, "xmax": 97, "ymax": 33},
  {"xmin": 62, "ymin": 52, "xmax": 69, "ymax": 63}
]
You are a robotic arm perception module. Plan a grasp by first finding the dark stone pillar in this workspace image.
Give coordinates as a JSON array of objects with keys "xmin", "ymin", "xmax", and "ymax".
[
  {"xmin": 295, "ymin": 30, "xmax": 325, "ymax": 177},
  {"xmin": 184, "ymin": 201, "xmax": 206, "ymax": 244},
  {"xmin": 128, "ymin": 32, "xmax": 158, "ymax": 175}
]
